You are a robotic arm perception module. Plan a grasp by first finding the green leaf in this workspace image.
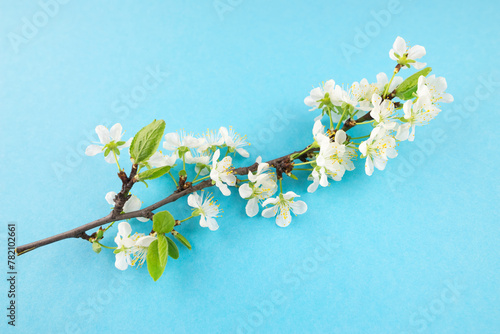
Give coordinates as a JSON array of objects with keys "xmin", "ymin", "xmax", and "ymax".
[
  {"xmin": 147, "ymin": 239, "xmax": 167, "ymax": 281},
  {"xmin": 153, "ymin": 211, "xmax": 176, "ymax": 234},
  {"xmin": 157, "ymin": 234, "xmax": 169, "ymax": 267},
  {"xmin": 397, "ymin": 86, "xmax": 418, "ymax": 100},
  {"xmin": 136, "ymin": 166, "xmax": 172, "ymax": 181},
  {"xmin": 166, "ymin": 237, "xmax": 179, "ymax": 259},
  {"xmin": 92, "ymin": 242, "xmax": 101, "ymax": 254},
  {"xmin": 129, "ymin": 120, "xmax": 166, "ymax": 164},
  {"xmin": 395, "ymin": 67, "xmax": 432, "ymax": 98},
  {"xmin": 179, "ymin": 169, "xmax": 187, "ymax": 177},
  {"xmin": 174, "ymin": 232, "xmax": 192, "ymax": 250}
]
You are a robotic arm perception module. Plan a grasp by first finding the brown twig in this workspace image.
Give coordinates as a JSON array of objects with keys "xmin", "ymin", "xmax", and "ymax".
[{"xmin": 16, "ymin": 110, "xmax": 371, "ymax": 256}]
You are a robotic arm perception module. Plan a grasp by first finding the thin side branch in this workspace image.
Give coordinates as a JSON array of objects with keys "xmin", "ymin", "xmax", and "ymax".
[{"xmin": 16, "ymin": 110, "xmax": 370, "ymax": 256}]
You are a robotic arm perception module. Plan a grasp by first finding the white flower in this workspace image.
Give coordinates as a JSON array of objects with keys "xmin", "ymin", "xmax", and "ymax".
[
  {"xmin": 312, "ymin": 118, "xmax": 327, "ymax": 138},
  {"xmin": 163, "ymin": 131, "xmax": 203, "ymax": 155},
  {"xmin": 262, "ymin": 191, "xmax": 308, "ymax": 227},
  {"xmin": 187, "ymin": 191, "xmax": 220, "ymax": 231},
  {"xmin": 198, "ymin": 129, "xmax": 225, "ymax": 153},
  {"xmin": 238, "ymin": 157, "xmax": 278, "ymax": 217},
  {"xmin": 85, "ymin": 123, "xmax": 132, "ymax": 164},
  {"xmin": 417, "ymin": 75, "xmax": 454, "ymax": 112},
  {"xmin": 351, "ymin": 73, "xmax": 403, "ymax": 111},
  {"xmin": 304, "ymin": 79, "xmax": 338, "ymax": 111},
  {"xmin": 146, "ymin": 151, "xmax": 177, "ymax": 168},
  {"xmin": 337, "ymin": 85, "xmax": 372, "ymax": 112},
  {"xmin": 304, "ymin": 80, "xmax": 370, "ymax": 121},
  {"xmin": 105, "ymin": 191, "xmax": 149, "ymax": 222},
  {"xmin": 308, "ymin": 121, "xmax": 352, "ymax": 192},
  {"xmin": 374, "ymin": 72, "xmax": 404, "ymax": 95},
  {"xmin": 370, "ymin": 94, "xmax": 397, "ymax": 130},
  {"xmin": 395, "ymin": 100, "xmax": 438, "ymax": 142},
  {"xmin": 389, "ymin": 36, "xmax": 426, "ymax": 70},
  {"xmin": 314, "ymin": 121, "xmax": 355, "ymax": 176},
  {"xmin": 209, "ymin": 149, "xmax": 236, "ymax": 196},
  {"xmin": 185, "ymin": 150, "xmax": 212, "ymax": 176},
  {"xmin": 114, "ymin": 222, "xmax": 156, "ymax": 270},
  {"xmin": 219, "ymin": 126, "xmax": 250, "ymax": 158},
  {"xmin": 315, "ymin": 130, "xmax": 346, "ymax": 181},
  {"xmin": 359, "ymin": 127, "xmax": 398, "ymax": 176},
  {"xmin": 351, "ymin": 79, "xmax": 376, "ymax": 111},
  {"xmin": 114, "ymin": 222, "xmax": 136, "ymax": 270},
  {"xmin": 130, "ymin": 235, "xmax": 156, "ymax": 268}
]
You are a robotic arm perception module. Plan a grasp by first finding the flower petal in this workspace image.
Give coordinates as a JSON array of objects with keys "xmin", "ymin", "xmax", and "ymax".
[
  {"xmin": 206, "ymin": 217, "xmax": 219, "ymax": 231},
  {"xmin": 238, "ymin": 183, "xmax": 253, "ymax": 199},
  {"xmin": 135, "ymin": 236, "xmax": 156, "ymax": 247},
  {"xmin": 290, "ymin": 200, "xmax": 308, "ymax": 215},
  {"xmin": 262, "ymin": 206, "xmax": 278, "ymax": 218},
  {"xmin": 118, "ymin": 222, "xmax": 132, "ymax": 238},
  {"xmin": 413, "ymin": 61, "xmax": 427, "ymax": 70},
  {"xmin": 262, "ymin": 197, "xmax": 279, "ymax": 207},
  {"xmin": 276, "ymin": 207, "xmax": 291, "ymax": 227},
  {"xmin": 115, "ymin": 252, "xmax": 129, "ymax": 270},
  {"xmin": 218, "ymin": 183, "xmax": 231, "ymax": 196},
  {"xmin": 395, "ymin": 123, "xmax": 410, "ymax": 141},
  {"xmin": 365, "ymin": 156, "xmax": 374, "ymax": 176},
  {"xmin": 118, "ymin": 138, "xmax": 132, "ymax": 149},
  {"xmin": 246, "ymin": 198, "xmax": 259, "ymax": 217},
  {"xmin": 104, "ymin": 153, "xmax": 116, "ymax": 164},
  {"xmin": 409, "ymin": 125, "xmax": 416, "ymax": 142},
  {"xmin": 307, "ymin": 178, "xmax": 319, "ymax": 193},
  {"xmin": 236, "ymin": 148, "xmax": 250, "ymax": 158},
  {"xmin": 123, "ymin": 195, "xmax": 141, "ymax": 213},
  {"xmin": 187, "ymin": 193, "xmax": 199, "ymax": 208},
  {"xmin": 335, "ymin": 130, "xmax": 346, "ymax": 144},
  {"xmin": 105, "ymin": 191, "xmax": 117, "ymax": 206},
  {"xmin": 212, "ymin": 149, "xmax": 221, "ymax": 165},
  {"xmin": 85, "ymin": 144, "xmax": 104, "ymax": 156},
  {"xmin": 95, "ymin": 125, "xmax": 110, "ymax": 145},
  {"xmin": 393, "ymin": 36, "xmax": 407, "ymax": 55},
  {"xmin": 218, "ymin": 127, "xmax": 229, "ymax": 141},
  {"xmin": 110, "ymin": 123, "xmax": 123, "ymax": 142},
  {"xmin": 408, "ymin": 45, "xmax": 426, "ymax": 60},
  {"xmin": 283, "ymin": 191, "xmax": 300, "ymax": 200},
  {"xmin": 163, "ymin": 132, "xmax": 181, "ymax": 151}
]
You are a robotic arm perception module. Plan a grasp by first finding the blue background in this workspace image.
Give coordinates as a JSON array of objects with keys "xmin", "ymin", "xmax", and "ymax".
[{"xmin": 1, "ymin": 1, "xmax": 499, "ymax": 333}]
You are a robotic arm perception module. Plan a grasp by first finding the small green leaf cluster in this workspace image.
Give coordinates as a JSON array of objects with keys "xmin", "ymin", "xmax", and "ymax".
[{"xmin": 147, "ymin": 211, "xmax": 191, "ymax": 281}]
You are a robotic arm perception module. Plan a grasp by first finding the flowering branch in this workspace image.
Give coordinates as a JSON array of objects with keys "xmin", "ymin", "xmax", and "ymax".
[
  {"xmin": 16, "ymin": 36, "xmax": 453, "ymax": 281},
  {"xmin": 15, "ymin": 145, "xmax": 321, "ymax": 256}
]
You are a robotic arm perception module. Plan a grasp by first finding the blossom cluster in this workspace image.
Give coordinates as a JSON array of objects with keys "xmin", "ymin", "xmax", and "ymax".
[{"xmin": 83, "ymin": 36, "xmax": 452, "ymax": 276}]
